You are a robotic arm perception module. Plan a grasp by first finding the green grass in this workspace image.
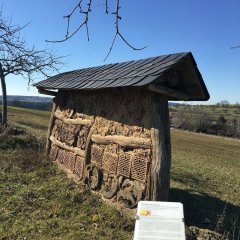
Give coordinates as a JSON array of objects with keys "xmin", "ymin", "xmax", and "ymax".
[
  {"xmin": 0, "ymin": 106, "xmax": 134, "ymax": 239},
  {"xmin": 0, "ymin": 150, "xmax": 133, "ymax": 240},
  {"xmin": 1, "ymin": 106, "xmax": 240, "ymax": 238},
  {"xmin": 6, "ymin": 106, "xmax": 50, "ymax": 141},
  {"xmin": 170, "ymin": 130, "xmax": 240, "ymax": 232}
]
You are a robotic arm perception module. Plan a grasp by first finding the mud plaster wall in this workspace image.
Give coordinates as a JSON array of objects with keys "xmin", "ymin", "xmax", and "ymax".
[{"xmin": 49, "ymin": 87, "xmax": 153, "ymax": 207}]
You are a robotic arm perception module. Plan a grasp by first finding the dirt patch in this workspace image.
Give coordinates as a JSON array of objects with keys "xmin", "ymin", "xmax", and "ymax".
[
  {"xmin": 0, "ymin": 125, "xmax": 25, "ymax": 138},
  {"xmin": 189, "ymin": 226, "xmax": 230, "ymax": 240},
  {"xmin": 0, "ymin": 125, "xmax": 43, "ymax": 150}
]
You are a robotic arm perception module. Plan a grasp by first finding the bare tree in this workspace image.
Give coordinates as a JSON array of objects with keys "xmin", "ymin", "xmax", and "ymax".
[
  {"xmin": 0, "ymin": 10, "xmax": 63, "ymax": 125},
  {"xmin": 46, "ymin": 0, "xmax": 146, "ymax": 60}
]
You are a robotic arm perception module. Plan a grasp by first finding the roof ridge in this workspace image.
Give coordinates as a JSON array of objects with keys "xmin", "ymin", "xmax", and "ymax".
[{"xmin": 55, "ymin": 52, "xmax": 190, "ymax": 74}]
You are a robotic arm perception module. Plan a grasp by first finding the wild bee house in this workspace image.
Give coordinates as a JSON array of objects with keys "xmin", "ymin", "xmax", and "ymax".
[{"xmin": 34, "ymin": 52, "xmax": 209, "ymax": 208}]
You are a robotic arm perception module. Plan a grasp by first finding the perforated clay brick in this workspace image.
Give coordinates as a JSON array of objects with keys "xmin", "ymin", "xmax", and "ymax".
[
  {"xmin": 117, "ymin": 152, "xmax": 131, "ymax": 178},
  {"xmin": 103, "ymin": 151, "xmax": 118, "ymax": 174},
  {"xmin": 74, "ymin": 156, "xmax": 84, "ymax": 179},
  {"xmin": 131, "ymin": 153, "xmax": 149, "ymax": 183}
]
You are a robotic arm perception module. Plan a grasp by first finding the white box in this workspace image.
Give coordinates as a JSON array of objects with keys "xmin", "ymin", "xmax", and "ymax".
[{"xmin": 134, "ymin": 201, "xmax": 185, "ymax": 240}]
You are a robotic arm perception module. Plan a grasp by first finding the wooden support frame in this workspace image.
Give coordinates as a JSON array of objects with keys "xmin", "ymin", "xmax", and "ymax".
[
  {"xmin": 46, "ymin": 95, "xmax": 60, "ymax": 155},
  {"xmin": 148, "ymin": 93, "xmax": 171, "ymax": 201},
  {"xmin": 54, "ymin": 111, "xmax": 93, "ymax": 125},
  {"xmin": 50, "ymin": 135, "xmax": 85, "ymax": 157},
  {"xmin": 84, "ymin": 127, "xmax": 94, "ymax": 166}
]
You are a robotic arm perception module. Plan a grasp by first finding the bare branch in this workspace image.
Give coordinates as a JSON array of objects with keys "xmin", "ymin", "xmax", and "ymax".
[
  {"xmin": 46, "ymin": 22, "xmax": 86, "ymax": 43},
  {"xmin": 0, "ymin": 10, "xmax": 63, "ymax": 83},
  {"xmin": 46, "ymin": 0, "xmax": 92, "ymax": 43},
  {"xmin": 231, "ymin": 45, "xmax": 240, "ymax": 49},
  {"xmin": 118, "ymin": 32, "xmax": 146, "ymax": 51},
  {"xmin": 104, "ymin": 0, "xmax": 147, "ymax": 61},
  {"xmin": 104, "ymin": 32, "xmax": 117, "ymax": 61},
  {"xmin": 0, "ymin": 9, "xmax": 63, "ymax": 124},
  {"xmin": 105, "ymin": 0, "xmax": 109, "ymax": 14},
  {"xmin": 47, "ymin": 0, "xmax": 146, "ymax": 60}
]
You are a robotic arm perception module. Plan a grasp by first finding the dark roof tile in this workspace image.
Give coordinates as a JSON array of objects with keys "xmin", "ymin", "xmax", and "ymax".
[{"xmin": 34, "ymin": 52, "xmax": 210, "ymax": 100}]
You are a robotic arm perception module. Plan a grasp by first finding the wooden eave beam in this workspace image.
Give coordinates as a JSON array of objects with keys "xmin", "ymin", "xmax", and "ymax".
[
  {"xmin": 148, "ymin": 83, "xmax": 189, "ymax": 101},
  {"xmin": 38, "ymin": 88, "xmax": 58, "ymax": 96}
]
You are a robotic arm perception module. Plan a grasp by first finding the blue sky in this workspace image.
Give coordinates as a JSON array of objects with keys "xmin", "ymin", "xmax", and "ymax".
[{"xmin": 1, "ymin": 0, "xmax": 240, "ymax": 104}]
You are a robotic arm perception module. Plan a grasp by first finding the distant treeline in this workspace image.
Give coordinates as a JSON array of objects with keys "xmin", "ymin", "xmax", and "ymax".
[
  {"xmin": 0, "ymin": 99, "xmax": 52, "ymax": 111},
  {"xmin": 170, "ymin": 104, "xmax": 240, "ymax": 139},
  {"xmin": 1, "ymin": 96, "xmax": 240, "ymax": 139}
]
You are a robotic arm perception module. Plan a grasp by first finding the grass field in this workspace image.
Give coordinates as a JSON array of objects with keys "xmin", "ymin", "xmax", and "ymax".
[
  {"xmin": 170, "ymin": 130, "xmax": 240, "ymax": 232},
  {"xmin": 1, "ymin": 106, "xmax": 240, "ymax": 239},
  {"xmin": 0, "ymin": 107, "xmax": 134, "ymax": 240}
]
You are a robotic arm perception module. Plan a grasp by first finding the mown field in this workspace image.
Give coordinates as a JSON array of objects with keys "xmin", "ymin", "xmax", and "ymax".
[{"xmin": 0, "ymin": 106, "xmax": 240, "ymax": 239}]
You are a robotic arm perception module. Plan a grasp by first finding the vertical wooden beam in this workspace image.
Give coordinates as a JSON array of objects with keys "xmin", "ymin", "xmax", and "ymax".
[
  {"xmin": 46, "ymin": 93, "xmax": 60, "ymax": 155},
  {"xmin": 149, "ymin": 92, "xmax": 171, "ymax": 201},
  {"xmin": 84, "ymin": 127, "xmax": 94, "ymax": 166}
]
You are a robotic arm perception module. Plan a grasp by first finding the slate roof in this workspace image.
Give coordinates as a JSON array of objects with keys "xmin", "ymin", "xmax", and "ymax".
[{"xmin": 34, "ymin": 52, "xmax": 210, "ymax": 101}]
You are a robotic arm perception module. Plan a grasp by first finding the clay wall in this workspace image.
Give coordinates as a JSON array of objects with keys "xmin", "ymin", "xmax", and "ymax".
[{"xmin": 49, "ymin": 88, "xmax": 153, "ymax": 208}]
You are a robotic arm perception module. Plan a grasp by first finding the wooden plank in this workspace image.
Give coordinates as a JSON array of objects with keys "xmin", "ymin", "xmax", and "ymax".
[
  {"xmin": 46, "ymin": 94, "xmax": 60, "ymax": 155},
  {"xmin": 50, "ymin": 135, "xmax": 85, "ymax": 157},
  {"xmin": 91, "ymin": 134, "xmax": 151, "ymax": 149},
  {"xmin": 54, "ymin": 111, "xmax": 93, "ymax": 125},
  {"xmin": 148, "ymin": 83, "xmax": 189, "ymax": 100},
  {"xmin": 149, "ymin": 93, "xmax": 171, "ymax": 201}
]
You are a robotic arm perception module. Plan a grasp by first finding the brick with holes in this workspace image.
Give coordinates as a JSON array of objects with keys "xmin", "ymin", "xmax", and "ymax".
[
  {"xmin": 103, "ymin": 151, "xmax": 118, "ymax": 174},
  {"xmin": 66, "ymin": 152, "xmax": 76, "ymax": 172},
  {"xmin": 131, "ymin": 152, "xmax": 149, "ymax": 183},
  {"xmin": 117, "ymin": 152, "xmax": 132, "ymax": 178},
  {"xmin": 74, "ymin": 156, "xmax": 84, "ymax": 179}
]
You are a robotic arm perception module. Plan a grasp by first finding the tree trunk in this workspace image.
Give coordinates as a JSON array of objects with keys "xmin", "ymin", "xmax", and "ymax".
[
  {"xmin": 149, "ymin": 92, "xmax": 171, "ymax": 201},
  {"xmin": 0, "ymin": 63, "xmax": 7, "ymax": 125}
]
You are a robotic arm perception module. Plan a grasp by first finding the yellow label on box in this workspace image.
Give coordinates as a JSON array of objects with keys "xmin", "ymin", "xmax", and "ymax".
[{"xmin": 140, "ymin": 210, "xmax": 151, "ymax": 216}]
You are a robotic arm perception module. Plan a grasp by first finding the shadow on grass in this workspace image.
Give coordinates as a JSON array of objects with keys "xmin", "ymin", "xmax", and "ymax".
[{"xmin": 169, "ymin": 188, "xmax": 240, "ymax": 236}]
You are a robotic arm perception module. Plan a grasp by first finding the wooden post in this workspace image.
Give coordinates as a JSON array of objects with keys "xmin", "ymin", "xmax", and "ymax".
[
  {"xmin": 149, "ymin": 92, "xmax": 171, "ymax": 201},
  {"xmin": 84, "ymin": 127, "xmax": 94, "ymax": 166},
  {"xmin": 46, "ymin": 93, "xmax": 60, "ymax": 155}
]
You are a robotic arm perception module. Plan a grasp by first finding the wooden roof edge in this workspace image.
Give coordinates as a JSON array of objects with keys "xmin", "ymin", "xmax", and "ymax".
[
  {"xmin": 148, "ymin": 53, "xmax": 210, "ymax": 101},
  {"xmin": 188, "ymin": 52, "xmax": 210, "ymax": 101}
]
